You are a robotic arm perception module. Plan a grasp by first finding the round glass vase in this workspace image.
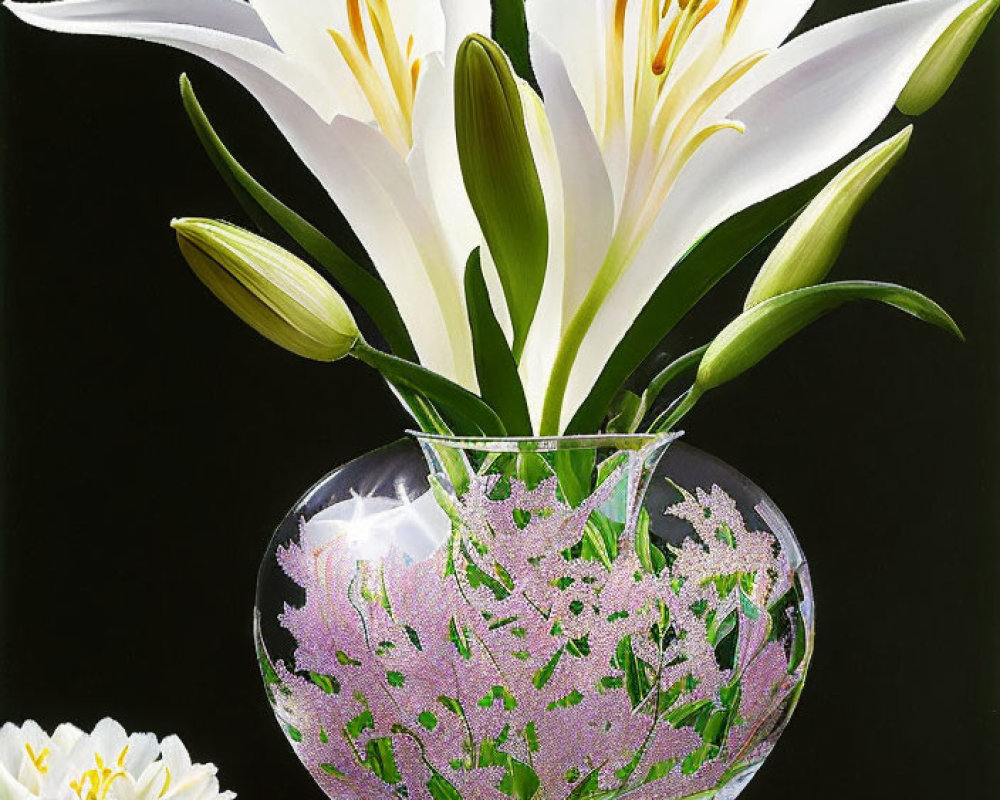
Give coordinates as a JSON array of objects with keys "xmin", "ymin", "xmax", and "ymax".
[{"xmin": 255, "ymin": 434, "xmax": 813, "ymax": 800}]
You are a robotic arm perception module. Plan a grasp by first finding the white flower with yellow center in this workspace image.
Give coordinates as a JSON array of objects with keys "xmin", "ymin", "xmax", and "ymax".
[
  {"xmin": 5, "ymin": 0, "xmax": 491, "ymax": 392},
  {"xmin": 520, "ymin": 0, "xmax": 986, "ymax": 432},
  {"xmin": 0, "ymin": 718, "xmax": 235, "ymax": 800}
]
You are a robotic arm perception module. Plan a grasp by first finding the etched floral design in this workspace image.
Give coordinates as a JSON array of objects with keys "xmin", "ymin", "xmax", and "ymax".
[{"xmin": 262, "ymin": 450, "xmax": 811, "ymax": 800}]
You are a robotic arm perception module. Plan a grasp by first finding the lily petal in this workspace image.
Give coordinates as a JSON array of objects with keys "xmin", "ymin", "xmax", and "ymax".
[
  {"xmin": 325, "ymin": 116, "xmax": 476, "ymax": 389},
  {"xmin": 566, "ymin": 0, "xmax": 974, "ymax": 425},
  {"xmin": 440, "ymin": 0, "xmax": 491, "ymax": 61},
  {"xmin": 531, "ymin": 35, "xmax": 616, "ymax": 327},
  {"xmin": 247, "ymin": 0, "xmax": 370, "ymax": 120},
  {"xmin": 4, "ymin": 0, "xmax": 340, "ymax": 118},
  {"xmin": 525, "ymin": 0, "xmax": 604, "ymax": 124},
  {"xmin": 407, "ymin": 54, "xmax": 479, "ymax": 287}
]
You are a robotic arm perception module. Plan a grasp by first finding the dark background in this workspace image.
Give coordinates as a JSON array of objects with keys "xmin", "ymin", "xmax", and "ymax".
[{"xmin": 1, "ymin": 2, "xmax": 997, "ymax": 798}]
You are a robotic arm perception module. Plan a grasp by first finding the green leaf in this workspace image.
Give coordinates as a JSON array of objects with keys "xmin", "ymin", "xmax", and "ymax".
[
  {"xmin": 393, "ymin": 386, "xmax": 455, "ymax": 436},
  {"xmin": 698, "ymin": 281, "xmax": 964, "ymax": 393},
  {"xmin": 179, "ymin": 74, "xmax": 417, "ymax": 361},
  {"xmin": 566, "ymin": 169, "xmax": 838, "ymax": 434},
  {"xmin": 352, "ymin": 341, "xmax": 506, "ymax": 436},
  {"xmin": 455, "ymin": 36, "xmax": 548, "ymax": 361},
  {"xmin": 491, "ymin": 0, "xmax": 537, "ymax": 89},
  {"xmin": 465, "ymin": 249, "xmax": 533, "ymax": 435}
]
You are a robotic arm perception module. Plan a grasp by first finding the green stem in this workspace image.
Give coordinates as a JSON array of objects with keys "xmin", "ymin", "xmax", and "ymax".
[
  {"xmin": 647, "ymin": 386, "xmax": 703, "ymax": 434},
  {"xmin": 539, "ymin": 288, "xmax": 608, "ymax": 434},
  {"xmin": 351, "ymin": 340, "xmax": 506, "ymax": 436}
]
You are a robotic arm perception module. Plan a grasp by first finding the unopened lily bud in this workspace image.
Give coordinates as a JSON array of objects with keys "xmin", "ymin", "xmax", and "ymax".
[
  {"xmin": 455, "ymin": 33, "xmax": 548, "ymax": 360},
  {"xmin": 744, "ymin": 127, "xmax": 912, "ymax": 310},
  {"xmin": 171, "ymin": 218, "xmax": 359, "ymax": 362},
  {"xmin": 898, "ymin": 0, "xmax": 999, "ymax": 115}
]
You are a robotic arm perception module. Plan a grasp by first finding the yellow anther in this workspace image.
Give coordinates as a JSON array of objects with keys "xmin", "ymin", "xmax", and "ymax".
[
  {"xmin": 725, "ymin": 0, "xmax": 750, "ymax": 43},
  {"xmin": 411, "ymin": 58, "xmax": 421, "ymax": 93},
  {"xmin": 116, "ymin": 745, "xmax": 129, "ymax": 768},
  {"xmin": 614, "ymin": 0, "xmax": 630, "ymax": 44},
  {"xmin": 25, "ymin": 743, "xmax": 51, "ymax": 774},
  {"xmin": 406, "ymin": 33, "xmax": 414, "ymax": 59},
  {"xmin": 652, "ymin": 15, "xmax": 680, "ymax": 74}
]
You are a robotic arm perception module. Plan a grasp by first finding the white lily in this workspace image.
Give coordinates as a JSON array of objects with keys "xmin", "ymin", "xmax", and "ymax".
[
  {"xmin": 5, "ymin": 0, "xmax": 490, "ymax": 391},
  {"xmin": 521, "ymin": 0, "xmax": 983, "ymax": 432}
]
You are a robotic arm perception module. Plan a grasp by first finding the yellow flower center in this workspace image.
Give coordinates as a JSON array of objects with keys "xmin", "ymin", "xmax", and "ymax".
[
  {"xmin": 328, "ymin": 0, "xmax": 423, "ymax": 155},
  {"xmin": 25, "ymin": 743, "xmax": 50, "ymax": 775},
  {"xmin": 69, "ymin": 748, "xmax": 129, "ymax": 800},
  {"xmin": 605, "ymin": 0, "xmax": 765, "ymax": 257}
]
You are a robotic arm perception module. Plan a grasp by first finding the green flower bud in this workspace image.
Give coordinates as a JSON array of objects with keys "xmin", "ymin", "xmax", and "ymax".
[
  {"xmin": 744, "ymin": 127, "xmax": 912, "ymax": 310},
  {"xmin": 172, "ymin": 218, "xmax": 359, "ymax": 362},
  {"xmin": 898, "ymin": 0, "xmax": 999, "ymax": 116},
  {"xmin": 455, "ymin": 33, "xmax": 548, "ymax": 361}
]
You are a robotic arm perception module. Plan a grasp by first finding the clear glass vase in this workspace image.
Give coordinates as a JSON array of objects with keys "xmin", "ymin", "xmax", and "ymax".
[{"xmin": 255, "ymin": 434, "xmax": 813, "ymax": 800}]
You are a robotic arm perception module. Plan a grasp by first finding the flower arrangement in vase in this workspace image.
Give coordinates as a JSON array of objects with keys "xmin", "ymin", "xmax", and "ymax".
[{"xmin": 4, "ymin": 1, "xmax": 997, "ymax": 799}]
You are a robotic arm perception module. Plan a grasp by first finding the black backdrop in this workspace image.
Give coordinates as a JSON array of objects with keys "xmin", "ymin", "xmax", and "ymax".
[{"xmin": 2, "ymin": 2, "xmax": 997, "ymax": 798}]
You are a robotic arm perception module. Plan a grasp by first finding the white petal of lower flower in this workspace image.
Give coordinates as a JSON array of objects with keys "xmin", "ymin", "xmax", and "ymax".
[
  {"xmin": 0, "ymin": 764, "xmax": 34, "ymax": 800},
  {"xmin": 564, "ymin": 0, "xmax": 974, "ymax": 426},
  {"xmin": 124, "ymin": 733, "xmax": 161, "ymax": 778},
  {"xmin": 158, "ymin": 736, "xmax": 193, "ymax": 777},
  {"xmin": 50, "ymin": 723, "xmax": 85, "ymax": 753}
]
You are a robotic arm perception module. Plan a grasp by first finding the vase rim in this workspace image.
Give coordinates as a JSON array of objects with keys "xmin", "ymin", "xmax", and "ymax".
[{"xmin": 408, "ymin": 430, "xmax": 682, "ymax": 454}]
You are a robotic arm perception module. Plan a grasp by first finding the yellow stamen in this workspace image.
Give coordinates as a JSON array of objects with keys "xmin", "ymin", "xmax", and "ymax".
[
  {"xmin": 696, "ymin": 0, "xmax": 721, "ymax": 25},
  {"xmin": 602, "ymin": 0, "xmax": 631, "ymax": 143},
  {"xmin": 665, "ymin": 50, "xmax": 767, "ymax": 154},
  {"xmin": 346, "ymin": 0, "xmax": 369, "ymax": 61},
  {"xmin": 652, "ymin": 15, "xmax": 681, "ymax": 75},
  {"xmin": 406, "ymin": 34, "xmax": 414, "ymax": 60},
  {"xmin": 651, "ymin": 0, "xmax": 712, "ymax": 79},
  {"xmin": 116, "ymin": 745, "xmax": 129, "ymax": 768},
  {"xmin": 614, "ymin": 0, "xmax": 630, "ymax": 44},
  {"xmin": 25, "ymin": 743, "xmax": 51, "ymax": 774},
  {"xmin": 411, "ymin": 58, "xmax": 421, "ymax": 94},
  {"xmin": 328, "ymin": 28, "xmax": 410, "ymax": 151},
  {"xmin": 365, "ymin": 0, "xmax": 414, "ymax": 125},
  {"xmin": 725, "ymin": 0, "xmax": 750, "ymax": 43},
  {"xmin": 159, "ymin": 766, "xmax": 172, "ymax": 798}
]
